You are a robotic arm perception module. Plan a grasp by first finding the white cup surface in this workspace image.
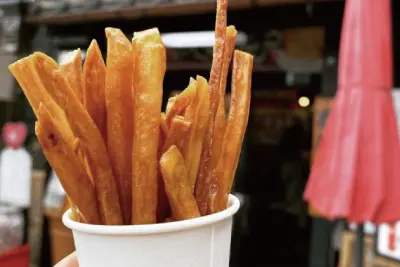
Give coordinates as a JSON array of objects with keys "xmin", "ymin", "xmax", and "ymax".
[{"xmin": 63, "ymin": 194, "xmax": 240, "ymax": 267}]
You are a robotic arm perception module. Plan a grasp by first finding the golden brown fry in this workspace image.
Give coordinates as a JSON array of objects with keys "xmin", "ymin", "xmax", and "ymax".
[
  {"xmin": 157, "ymin": 113, "xmax": 169, "ymax": 222},
  {"xmin": 83, "ymin": 40, "xmax": 107, "ymax": 142},
  {"xmin": 208, "ymin": 50, "xmax": 253, "ymax": 213},
  {"xmin": 51, "ymin": 70, "xmax": 122, "ymax": 225},
  {"xmin": 160, "ymin": 146, "xmax": 200, "ymax": 221},
  {"xmin": 9, "ymin": 56, "xmax": 76, "ymax": 147},
  {"xmin": 212, "ymin": 26, "xmax": 237, "ymax": 170},
  {"xmin": 69, "ymin": 198, "xmax": 82, "ymax": 223},
  {"xmin": 166, "ymin": 96, "xmax": 176, "ymax": 114},
  {"xmin": 60, "ymin": 49, "xmax": 84, "ymax": 103},
  {"xmin": 36, "ymin": 103, "xmax": 101, "ymax": 224},
  {"xmin": 195, "ymin": 0, "xmax": 228, "ymax": 215},
  {"xmin": 165, "ymin": 79, "xmax": 197, "ymax": 126},
  {"xmin": 105, "ymin": 28, "xmax": 134, "ymax": 225},
  {"xmin": 131, "ymin": 28, "xmax": 166, "ymax": 224},
  {"xmin": 162, "ymin": 116, "xmax": 191, "ymax": 154},
  {"xmin": 183, "ymin": 76, "xmax": 210, "ymax": 191}
]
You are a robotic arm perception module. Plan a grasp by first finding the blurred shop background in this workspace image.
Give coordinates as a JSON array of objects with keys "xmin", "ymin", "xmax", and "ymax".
[{"xmin": 0, "ymin": 0, "xmax": 399, "ymax": 267}]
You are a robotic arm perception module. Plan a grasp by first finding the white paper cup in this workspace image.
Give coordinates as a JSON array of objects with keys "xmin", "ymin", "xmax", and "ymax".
[{"xmin": 63, "ymin": 194, "xmax": 240, "ymax": 267}]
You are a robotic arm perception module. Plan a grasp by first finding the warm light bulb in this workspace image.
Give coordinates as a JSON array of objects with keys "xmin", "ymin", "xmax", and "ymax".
[{"xmin": 298, "ymin": 96, "xmax": 310, "ymax": 107}]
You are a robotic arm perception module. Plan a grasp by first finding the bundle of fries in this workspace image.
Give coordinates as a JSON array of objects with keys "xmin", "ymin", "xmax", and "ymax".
[{"xmin": 9, "ymin": 0, "xmax": 253, "ymax": 226}]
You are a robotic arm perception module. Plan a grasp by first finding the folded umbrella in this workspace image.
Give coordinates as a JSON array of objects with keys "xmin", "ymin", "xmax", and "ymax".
[{"xmin": 304, "ymin": 0, "xmax": 400, "ymax": 224}]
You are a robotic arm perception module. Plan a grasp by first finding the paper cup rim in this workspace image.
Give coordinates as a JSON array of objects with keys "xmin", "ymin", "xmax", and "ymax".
[{"xmin": 63, "ymin": 194, "xmax": 240, "ymax": 235}]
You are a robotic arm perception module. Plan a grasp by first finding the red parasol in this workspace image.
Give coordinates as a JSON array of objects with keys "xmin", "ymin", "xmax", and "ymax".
[{"xmin": 304, "ymin": 0, "xmax": 400, "ymax": 224}]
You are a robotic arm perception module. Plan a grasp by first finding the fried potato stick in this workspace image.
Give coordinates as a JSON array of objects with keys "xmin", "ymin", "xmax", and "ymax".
[
  {"xmin": 105, "ymin": 28, "xmax": 134, "ymax": 224},
  {"xmin": 212, "ymin": 26, "xmax": 237, "ymax": 168},
  {"xmin": 195, "ymin": 0, "xmax": 228, "ymax": 215},
  {"xmin": 60, "ymin": 49, "xmax": 84, "ymax": 103},
  {"xmin": 165, "ymin": 79, "xmax": 197, "ymax": 126},
  {"xmin": 69, "ymin": 198, "xmax": 82, "ymax": 223},
  {"xmin": 183, "ymin": 76, "xmax": 210, "ymax": 192},
  {"xmin": 51, "ymin": 70, "xmax": 122, "ymax": 225},
  {"xmin": 208, "ymin": 51, "xmax": 253, "ymax": 213},
  {"xmin": 160, "ymin": 146, "xmax": 200, "ymax": 221},
  {"xmin": 36, "ymin": 103, "xmax": 101, "ymax": 224},
  {"xmin": 157, "ymin": 116, "xmax": 191, "ymax": 221},
  {"xmin": 166, "ymin": 96, "xmax": 176, "ymax": 114},
  {"xmin": 157, "ymin": 113, "xmax": 169, "ymax": 222},
  {"xmin": 131, "ymin": 28, "xmax": 166, "ymax": 224},
  {"xmin": 83, "ymin": 40, "xmax": 107, "ymax": 142},
  {"xmin": 9, "ymin": 56, "xmax": 76, "ymax": 147}
]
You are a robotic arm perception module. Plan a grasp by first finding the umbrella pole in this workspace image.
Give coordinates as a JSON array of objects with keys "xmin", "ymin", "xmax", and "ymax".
[{"xmin": 354, "ymin": 224, "xmax": 364, "ymax": 267}]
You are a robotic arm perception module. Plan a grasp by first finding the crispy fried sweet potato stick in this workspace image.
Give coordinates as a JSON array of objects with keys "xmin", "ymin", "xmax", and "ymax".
[
  {"xmin": 195, "ymin": 0, "xmax": 228, "ymax": 215},
  {"xmin": 212, "ymin": 26, "xmax": 237, "ymax": 168},
  {"xmin": 183, "ymin": 76, "xmax": 210, "ymax": 192},
  {"xmin": 9, "ymin": 56, "xmax": 76, "ymax": 147},
  {"xmin": 165, "ymin": 79, "xmax": 197, "ymax": 126},
  {"xmin": 160, "ymin": 146, "xmax": 200, "ymax": 221},
  {"xmin": 60, "ymin": 49, "xmax": 84, "ymax": 103},
  {"xmin": 105, "ymin": 28, "xmax": 134, "ymax": 225},
  {"xmin": 157, "ymin": 116, "xmax": 191, "ymax": 221},
  {"xmin": 51, "ymin": 70, "xmax": 122, "ymax": 225},
  {"xmin": 131, "ymin": 28, "xmax": 166, "ymax": 224},
  {"xmin": 157, "ymin": 113, "xmax": 169, "ymax": 222},
  {"xmin": 208, "ymin": 51, "xmax": 253, "ymax": 213},
  {"xmin": 36, "ymin": 103, "xmax": 101, "ymax": 224},
  {"xmin": 83, "ymin": 40, "xmax": 107, "ymax": 142}
]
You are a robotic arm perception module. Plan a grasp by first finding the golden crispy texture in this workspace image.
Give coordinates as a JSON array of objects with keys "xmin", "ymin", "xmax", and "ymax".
[
  {"xmin": 36, "ymin": 104, "xmax": 101, "ymax": 224},
  {"xmin": 212, "ymin": 26, "xmax": 237, "ymax": 169},
  {"xmin": 208, "ymin": 51, "xmax": 253, "ymax": 213},
  {"xmin": 83, "ymin": 40, "xmax": 107, "ymax": 142},
  {"xmin": 69, "ymin": 198, "xmax": 82, "ymax": 223},
  {"xmin": 195, "ymin": 0, "xmax": 228, "ymax": 215},
  {"xmin": 131, "ymin": 28, "xmax": 166, "ymax": 224},
  {"xmin": 160, "ymin": 146, "xmax": 200, "ymax": 221},
  {"xmin": 51, "ymin": 70, "xmax": 122, "ymax": 225},
  {"xmin": 105, "ymin": 28, "xmax": 134, "ymax": 224},
  {"xmin": 60, "ymin": 49, "xmax": 84, "ymax": 103},
  {"xmin": 162, "ymin": 116, "xmax": 191, "ymax": 153},
  {"xmin": 157, "ymin": 113, "xmax": 169, "ymax": 222},
  {"xmin": 165, "ymin": 79, "xmax": 197, "ymax": 126},
  {"xmin": 166, "ymin": 96, "xmax": 176, "ymax": 114},
  {"xmin": 9, "ymin": 56, "xmax": 76, "ymax": 147},
  {"xmin": 183, "ymin": 76, "xmax": 210, "ymax": 192}
]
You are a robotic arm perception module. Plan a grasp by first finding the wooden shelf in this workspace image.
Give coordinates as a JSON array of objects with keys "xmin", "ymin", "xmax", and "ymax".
[{"xmin": 25, "ymin": 0, "xmax": 341, "ymax": 25}]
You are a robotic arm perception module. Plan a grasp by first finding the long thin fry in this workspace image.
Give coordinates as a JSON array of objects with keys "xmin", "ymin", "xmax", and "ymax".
[
  {"xmin": 131, "ymin": 28, "xmax": 166, "ymax": 224},
  {"xmin": 157, "ymin": 116, "xmax": 191, "ymax": 221},
  {"xmin": 51, "ymin": 70, "xmax": 122, "ymax": 225},
  {"xmin": 157, "ymin": 113, "xmax": 169, "ymax": 222},
  {"xmin": 83, "ymin": 40, "xmax": 107, "ymax": 142},
  {"xmin": 166, "ymin": 96, "xmax": 176, "ymax": 114},
  {"xmin": 9, "ymin": 56, "xmax": 76, "ymax": 146},
  {"xmin": 60, "ymin": 49, "xmax": 84, "ymax": 103},
  {"xmin": 69, "ymin": 198, "xmax": 82, "ymax": 223},
  {"xmin": 105, "ymin": 27, "xmax": 134, "ymax": 225},
  {"xmin": 36, "ymin": 103, "xmax": 101, "ymax": 224},
  {"xmin": 160, "ymin": 146, "xmax": 200, "ymax": 221},
  {"xmin": 208, "ymin": 50, "xmax": 253, "ymax": 213},
  {"xmin": 195, "ymin": 0, "xmax": 228, "ymax": 215},
  {"xmin": 183, "ymin": 76, "xmax": 210, "ymax": 191},
  {"xmin": 212, "ymin": 26, "xmax": 237, "ymax": 169},
  {"xmin": 165, "ymin": 78, "xmax": 197, "ymax": 126}
]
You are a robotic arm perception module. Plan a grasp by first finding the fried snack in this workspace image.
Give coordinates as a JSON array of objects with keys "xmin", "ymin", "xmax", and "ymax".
[
  {"xmin": 195, "ymin": 0, "xmax": 228, "ymax": 215},
  {"xmin": 36, "ymin": 103, "xmax": 101, "ymax": 224},
  {"xmin": 9, "ymin": 56, "xmax": 76, "ymax": 147},
  {"xmin": 131, "ymin": 28, "xmax": 166, "ymax": 224},
  {"xmin": 165, "ymin": 78, "xmax": 197, "ymax": 126},
  {"xmin": 208, "ymin": 51, "xmax": 253, "ymax": 213},
  {"xmin": 183, "ymin": 76, "xmax": 210, "ymax": 192},
  {"xmin": 157, "ymin": 113, "xmax": 169, "ymax": 222},
  {"xmin": 212, "ymin": 26, "xmax": 237, "ymax": 169},
  {"xmin": 83, "ymin": 40, "xmax": 107, "ymax": 142},
  {"xmin": 160, "ymin": 146, "xmax": 200, "ymax": 221},
  {"xmin": 69, "ymin": 198, "xmax": 82, "ymax": 223},
  {"xmin": 162, "ymin": 116, "xmax": 191, "ymax": 153},
  {"xmin": 51, "ymin": 70, "xmax": 122, "ymax": 225},
  {"xmin": 166, "ymin": 96, "xmax": 176, "ymax": 114},
  {"xmin": 60, "ymin": 49, "xmax": 84, "ymax": 103},
  {"xmin": 105, "ymin": 28, "xmax": 134, "ymax": 224}
]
